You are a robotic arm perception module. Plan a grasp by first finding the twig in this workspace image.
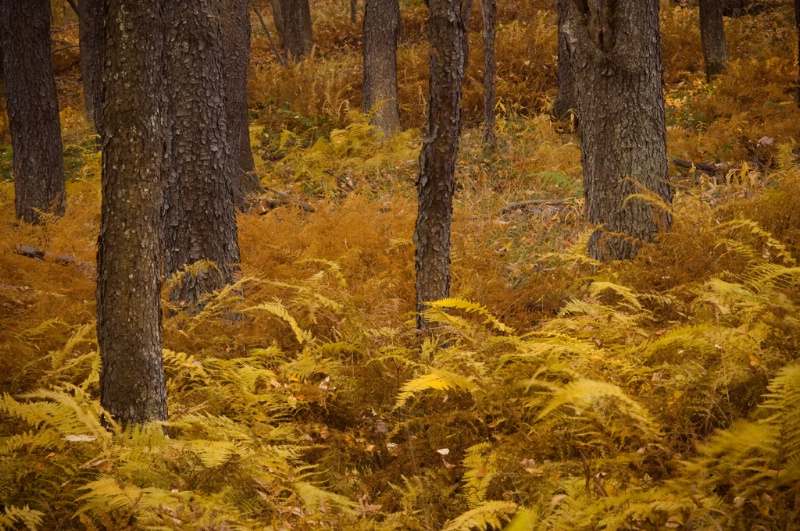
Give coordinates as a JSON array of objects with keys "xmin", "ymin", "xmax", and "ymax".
[
  {"xmin": 500, "ymin": 198, "xmax": 577, "ymax": 214},
  {"xmin": 249, "ymin": 0, "xmax": 286, "ymax": 67}
]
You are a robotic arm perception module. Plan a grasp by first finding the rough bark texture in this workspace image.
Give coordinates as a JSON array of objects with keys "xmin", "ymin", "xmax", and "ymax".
[
  {"xmin": 79, "ymin": 0, "xmax": 103, "ymax": 131},
  {"xmin": 796, "ymin": 0, "xmax": 800, "ymax": 106},
  {"xmin": 699, "ymin": 0, "xmax": 727, "ymax": 80},
  {"xmin": 414, "ymin": 0, "xmax": 467, "ymax": 329},
  {"xmin": 551, "ymin": 0, "xmax": 577, "ymax": 122},
  {"xmin": 363, "ymin": 0, "xmax": 401, "ymax": 136},
  {"xmin": 221, "ymin": 0, "xmax": 257, "ymax": 209},
  {"xmin": 276, "ymin": 0, "xmax": 312, "ymax": 60},
  {"xmin": 566, "ymin": 0, "xmax": 672, "ymax": 261},
  {"xmin": 480, "ymin": 0, "xmax": 497, "ymax": 146},
  {"xmin": 0, "ymin": 0, "xmax": 66, "ymax": 224},
  {"xmin": 97, "ymin": 0, "xmax": 168, "ymax": 425},
  {"xmin": 163, "ymin": 0, "xmax": 241, "ymax": 307}
]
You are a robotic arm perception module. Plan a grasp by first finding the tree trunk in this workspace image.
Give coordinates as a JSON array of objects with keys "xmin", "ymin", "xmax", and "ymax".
[
  {"xmin": 0, "ymin": 0, "xmax": 66, "ymax": 224},
  {"xmin": 350, "ymin": 0, "xmax": 358, "ymax": 24},
  {"xmin": 796, "ymin": 0, "xmax": 800, "ymax": 107},
  {"xmin": 699, "ymin": 0, "xmax": 727, "ymax": 81},
  {"xmin": 480, "ymin": 0, "xmax": 497, "ymax": 147},
  {"xmin": 276, "ymin": 0, "xmax": 312, "ymax": 60},
  {"xmin": 566, "ymin": 0, "xmax": 672, "ymax": 261},
  {"xmin": 221, "ymin": 0, "xmax": 257, "ymax": 210},
  {"xmin": 363, "ymin": 0, "xmax": 401, "ymax": 136},
  {"xmin": 97, "ymin": 0, "xmax": 168, "ymax": 425},
  {"xmin": 551, "ymin": 0, "xmax": 577, "ymax": 122},
  {"xmin": 414, "ymin": 0, "xmax": 467, "ymax": 329},
  {"xmin": 163, "ymin": 0, "xmax": 241, "ymax": 307},
  {"xmin": 79, "ymin": 0, "xmax": 103, "ymax": 132}
]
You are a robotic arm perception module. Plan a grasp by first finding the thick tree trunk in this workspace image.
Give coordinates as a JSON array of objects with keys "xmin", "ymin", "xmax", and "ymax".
[
  {"xmin": 414, "ymin": 0, "xmax": 467, "ymax": 330},
  {"xmin": 163, "ymin": 0, "xmax": 241, "ymax": 307},
  {"xmin": 699, "ymin": 0, "xmax": 727, "ymax": 81},
  {"xmin": 276, "ymin": 0, "xmax": 312, "ymax": 60},
  {"xmin": 551, "ymin": 0, "xmax": 577, "ymax": 122},
  {"xmin": 0, "ymin": 0, "xmax": 66, "ymax": 224},
  {"xmin": 363, "ymin": 0, "xmax": 401, "ymax": 136},
  {"xmin": 480, "ymin": 0, "xmax": 497, "ymax": 147},
  {"xmin": 221, "ymin": 0, "xmax": 257, "ymax": 209},
  {"xmin": 79, "ymin": 0, "xmax": 103, "ymax": 132},
  {"xmin": 97, "ymin": 0, "xmax": 168, "ymax": 425},
  {"xmin": 566, "ymin": 0, "xmax": 672, "ymax": 261}
]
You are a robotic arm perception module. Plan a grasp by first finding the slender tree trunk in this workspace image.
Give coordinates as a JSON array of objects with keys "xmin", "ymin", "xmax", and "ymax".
[
  {"xmin": 163, "ymin": 0, "xmax": 241, "ymax": 307},
  {"xmin": 480, "ymin": 0, "xmax": 496, "ymax": 147},
  {"xmin": 97, "ymin": 0, "xmax": 168, "ymax": 425},
  {"xmin": 566, "ymin": 0, "xmax": 672, "ymax": 261},
  {"xmin": 795, "ymin": 0, "xmax": 800, "ymax": 107},
  {"xmin": 363, "ymin": 0, "xmax": 401, "ymax": 136},
  {"xmin": 276, "ymin": 0, "xmax": 312, "ymax": 60},
  {"xmin": 79, "ymin": 0, "xmax": 103, "ymax": 132},
  {"xmin": 0, "ymin": 0, "xmax": 66, "ymax": 224},
  {"xmin": 414, "ymin": 0, "xmax": 467, "ymax": 329},
  {"xmin": 699, "ymin": 0, "xmax": 727, "ymax": 81},
  {"xmin": 350, "ymin": 0, "xmax": 358, "ymax": 24},
  {"xmin": 551, "ymin": 0, "xmax": 577, "ymax": 122},
  {"xmin": 221, "ymin": 0, "xmax": 257, "ymax": 209}
]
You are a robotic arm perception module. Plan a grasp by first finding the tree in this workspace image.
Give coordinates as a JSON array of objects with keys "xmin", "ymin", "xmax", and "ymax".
[
  {"xmin": 273, "ymin": 0, "xmax": 313, "ymax": 60},
  {"xmin": 163, "ymin": 0, "xmax": 241, "ymax": 306},
  {"xmin": 699, "ymin": 0, "xmax": 727, "ymax": 81},
  {"xmin": 220, "ymin": 0, "xmax": 258, "ymax": 209},
  {"xmin": 78, "ymin": 0, "xmax": 103, "ymax": 132},
  {"xmin": 551, "ymin": 0, "xmax": 577, "ymax": 122},
  {"xmin": 363, "ymin": 0, "xmax": 401, "ymax": 136},
  {"xmin": 481, "ymin": 0, "xmax": 497, "ymax": 146},
  {"xmin": 795, "ymin": 0, "xmax": 800, "ymax": 106},
  {"xmin": 565, "ymin": 0, "xmax": 672, "ymax": 261},
  {"xmin": 0, "ymin": 0, "xmax": 66, "ymax": 224},
  {"xmin": 97, "ymin": 0, "xmax": 168, "ymax": 425},
  {"xmin": 414, "ymin": 0, "xmax": 467, "ymax": 329}
]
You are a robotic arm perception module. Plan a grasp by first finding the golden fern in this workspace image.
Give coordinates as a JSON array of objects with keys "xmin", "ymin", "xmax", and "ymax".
[
  {"xmin": 441, "ymin": 500, "xmax": 518, "ymax": 531},
  {"xmin": 0, "ymin": 505, "xmax": 44, "ymax": 530},
  {"xmin": 394, "ymin": 369, "xmax": 478, "ymax": 409},
  {"xmin": 461, "ymin": 443, "xmax": 498, "ymax": 508}
]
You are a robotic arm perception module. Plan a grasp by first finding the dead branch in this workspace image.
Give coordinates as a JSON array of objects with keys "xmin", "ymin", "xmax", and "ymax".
[{"xmin": 500, "ymin": 198, "xmax": 577, "ymax": 214}]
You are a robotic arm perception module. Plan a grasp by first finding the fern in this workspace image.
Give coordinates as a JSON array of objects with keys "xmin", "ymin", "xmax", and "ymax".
[
  {"xmin": 395, "ymin": 369, "xmax": 478, "ymax": 409},
  {"xmin": 442, "ymin": 500, "xmax": 517, "ymax": 531},
  {"xmin": 245, "ymin": 301, "xmax": 313, "ymax": 344},
  {"xmin": 424, "ymin": 298, "xmax": 515, "ymax": 334},
  {"xmin": 461, "ymin": 443, "xmax": 498, "ymax": 508},
  {"xmin": 0, "ymin": 505, "xmax": 44, "ymax": 530}
]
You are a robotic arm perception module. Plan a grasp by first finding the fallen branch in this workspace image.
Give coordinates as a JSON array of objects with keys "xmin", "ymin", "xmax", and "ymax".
[
  {"xmin": 257, "ymin": 187, "xmax": 315, "ymax": 213},
  {"xmin": 500, "ymin": 198, "xmax": 577, "ymax": 215},
  {"xmin": 13, "ymin": 244, "xmax": 95, "ymax": 278},
  {"xmin": 670, "ymin": 157, "xmax": 728, "ymax": 176}
]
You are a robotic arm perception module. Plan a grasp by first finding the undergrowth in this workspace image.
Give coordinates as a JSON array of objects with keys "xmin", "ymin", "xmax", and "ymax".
[{"xmin": 2, "ymin": 0, "xmax": 800, "ymax": 529}]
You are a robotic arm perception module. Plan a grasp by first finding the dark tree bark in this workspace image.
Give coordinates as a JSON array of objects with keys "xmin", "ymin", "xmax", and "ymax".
[
  {"xmin": 0, "ymin": 0, "xmax": 66, "ymax": 224},
  {"xmin": 163, "ymin": 0, "xmax": 241, "ymax": 307},
  {"xmin": 566, "ymin": 0, "xmax": 673, "ymax": 261},
  {"xmin": 221, "ymin": 0, "xmax": 257, "ymax": 209},
  {"xmin": 275, "ymin": 0, "xmax": 312, "ymax": 60},
  {"xmin": 795, "ymin": 0, "xmax": 800, "ymax": 106},
  {"xmin": 350, "ymin": 0, "xmax": 358, "ymax": 24},
  {"xmin": 699, "ymin": 0, "xmax": 727, "ymax": 81},
  {"xmin": 480, "ymin": 0, "xmax": 497, "ymax": 147},
  {"xmin": 414, "ymin": 0, "xmax": 467, "ymax": 329},
  {"xmin": 79, "ymin": 0, "xmax": 103, "ymax": 131},
  {"xmin": 97, "ymin": 0, "xmax": 168, "ymax": 425},
  {"xmin": 363, "ymin": 0, "xmax": 401, "ymax": 136},
  {"xmin": 551, "ymin": 0, "xmax": 577, "ymax": 122}
]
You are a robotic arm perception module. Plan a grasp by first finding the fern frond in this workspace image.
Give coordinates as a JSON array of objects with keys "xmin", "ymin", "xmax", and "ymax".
[
  {"xmin": 760, "ymin": 362, "xmax": 800, "ymax": 464},
  {"xmin": 0, "ymin": 505, "xmax": 45, "ymax": 530},
  {"xmin": 461, "ymin": 443, "xmax": 498, "ymax": 508},
  {"xmin": 295, "ymin": 481, "xmax": 357, "ymax": 513},
  {"xmin": 245, "ymin": 301, "xmax": 313, "ymax": 344},
  {"xmin": 442, "ymin": 500, "xmax": 518, "ymax": 531},
  {"xmin": 395, "ymin": 369, "xmax": 478, "ymax": 409},
  {"xmin": 588, "ymin": 281, "xmax": 642, "ymax": 311},
  {"xmin": 425, "ymin": 298, "xmax": 514, "ymax": 333}
]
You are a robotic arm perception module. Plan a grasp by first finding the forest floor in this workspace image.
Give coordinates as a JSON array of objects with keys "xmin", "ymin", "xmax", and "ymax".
[{"xmin": 2, "ymin": 1, "xmax": 800, "ymax": 529}]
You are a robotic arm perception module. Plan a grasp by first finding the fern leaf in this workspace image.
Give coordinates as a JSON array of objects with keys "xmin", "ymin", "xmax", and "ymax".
[
  {"xmin": 295, "ymin": 481, "xmax": 356, "ymax": 513},
  {"xmin": 245, "ymin": 301, "xmax": 313, "ymax": 344},
  {"xmin": 394, "ymin": 369, "xmax": 478, "ymax": 409},
  {"xmin": 0, "ymin": 505, "xmax": 45, "ymax": 530},
  {"xmin": 462, "ymin": 443, "xmax": 497, "ymax": 508},
  {"xmin": 442, "ymin": 500, "xmax": 518, "ymax": 531},
  {"xmin": 425, "ymin": 298, "xmax": 515, "ymax": 333}
]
